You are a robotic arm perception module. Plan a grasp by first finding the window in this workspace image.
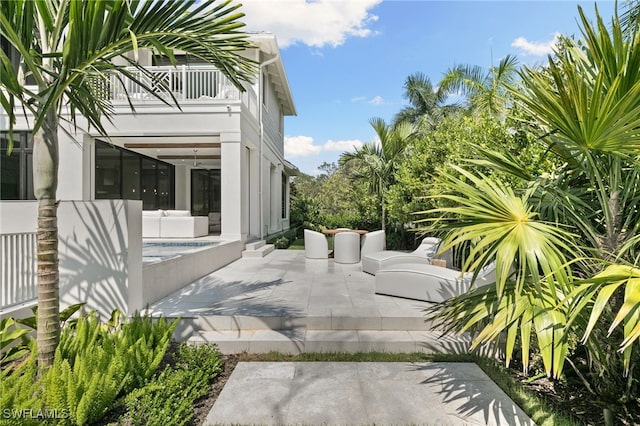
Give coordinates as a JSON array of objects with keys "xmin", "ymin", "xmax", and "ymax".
[
  {"xmin": 95, "ymin": 140, "xmax": 174, "ymax": 210},
  {"xmin": 0, "ymin": 131, "xmax": 34, "ymax": 200},
  {"xmin": 191, "ymin": 169, "xmax": 220, "ymax": 216}
]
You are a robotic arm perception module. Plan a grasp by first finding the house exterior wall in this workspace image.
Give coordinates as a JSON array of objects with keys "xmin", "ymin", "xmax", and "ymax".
[{"xmin": 1, "ymin": 34, "xmax": 296, "ymax": 242}]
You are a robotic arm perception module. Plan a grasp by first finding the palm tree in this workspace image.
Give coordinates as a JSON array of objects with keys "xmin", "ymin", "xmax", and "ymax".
[
  {"xmin": 0, "ymin": 0, "xmax": 256, "ymax": 368},
  {"xmin": 423, "ymin": 5, "xmax": 640, "ymax": 415},
  {"xmin": 439, "ymin": 54, "xmax": 519, "ymax": 117},
  {"xmin": 340, "ymin": 118, "xmax": 415, "ymax": 231},
  {"xmin": 394, "ymin": 72, "xmax": 458, "ymax": 131}
]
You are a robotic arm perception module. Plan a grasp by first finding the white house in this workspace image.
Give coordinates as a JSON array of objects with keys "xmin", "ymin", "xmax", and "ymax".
[
  {"xmin": 0, "ymin": 33, "xmax": 297, "ymax": 316},
  {"xmin": 1, "ymin": 33, "xmax": 296, "ymax": 242}
]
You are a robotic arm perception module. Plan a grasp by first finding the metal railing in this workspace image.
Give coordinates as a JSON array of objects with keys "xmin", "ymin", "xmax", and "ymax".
[{"xmin": 1, "ymin": 232, "xmax": 37, "ymax": 310}]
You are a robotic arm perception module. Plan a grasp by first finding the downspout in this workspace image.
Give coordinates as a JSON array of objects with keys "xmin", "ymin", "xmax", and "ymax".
[{"xmin": 258, "ymin": 52, "xmax": 280, "ymax": 240}]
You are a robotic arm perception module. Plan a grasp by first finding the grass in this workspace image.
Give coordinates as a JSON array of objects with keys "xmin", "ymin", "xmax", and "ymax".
[
  {"xmin": 288, "ymin": 237, "xmax": 333, "ymax": 250},
  {"xmin": 231, "ymin": 351, "xmax": 581, "ymax": 426},
  {"xmin": 289, "ymin": 238, "xmax": 305, "ymax": 250}
]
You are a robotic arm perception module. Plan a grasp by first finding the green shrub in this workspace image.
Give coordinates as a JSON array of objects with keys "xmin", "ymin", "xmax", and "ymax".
[
  {"xmin": 0, "ymin": 310, "xmax": 177, "ymax": 426},
  {"xmin": 0, "ymin": 318, "xmax": 31, "ymax": 368},
  {"xmin": 121, "ymin": 343, "xmax": 224, "ymax": 426},
  {"xmin": 272, "ymin": 236, "xmax": 290, "ymax": 249}
]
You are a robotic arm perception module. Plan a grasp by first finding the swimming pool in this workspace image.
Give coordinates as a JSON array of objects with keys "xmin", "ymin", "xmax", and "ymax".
[{"xmin": 143, "ymin": 241, "xmax": 219, "ymax": 264}]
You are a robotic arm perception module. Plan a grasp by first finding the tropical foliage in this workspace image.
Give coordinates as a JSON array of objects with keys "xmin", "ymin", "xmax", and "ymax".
[
  {"xmin": 393, "ymin": 72, "xmax": 459, "ymax": 130},
  {"xmin": 339, "ymin": 118, "xmax": 416, "ymax": 231},
  {"xmin": 0, "ymin": 0, "xmax": 255, "ymax": 367},
  {"xmin": 422, "ymin": 5, "xmax": 640, "ymax": 420},
  {"xmin": 439, "ymin": 54, "xmax": 519, "ymax": 117}
]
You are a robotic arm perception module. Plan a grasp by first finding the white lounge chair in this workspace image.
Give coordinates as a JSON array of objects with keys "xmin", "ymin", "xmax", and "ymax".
[
  {"xmin": 361, "ymin": 237, "xmax": 442, "ymax": 275},
  {"xmin": 334, "ymin": 231, "xmax": 361, "ymax": 264},
  {"xmin": 375, "ymin": 262, "xmax": 496, "ymax": 303},
  {"xmin": 360, "ymin": 230, "xmax": 386, "ymax": 257},
  {"xmin": 304, "ymin": 229, "xmax": 329, "ymax": 259}
]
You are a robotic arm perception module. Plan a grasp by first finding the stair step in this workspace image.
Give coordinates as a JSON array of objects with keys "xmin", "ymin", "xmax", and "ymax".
[
  {"xmin": 245, "ymin": 240, "xmax": 266, "ymax": 251},
  {"xmin": 177, "ymin": 315, "xmax": 435, "ymax": 332},
  {"xmin": 242, "ymin": 244, "xmax": 275, "ymax": 258},
  {"xmin": 188, "ymin": 329, "xmax": 474, "ymax": 355}
]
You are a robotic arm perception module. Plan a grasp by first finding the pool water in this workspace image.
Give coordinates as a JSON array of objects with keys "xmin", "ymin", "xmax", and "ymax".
[{"xmin": 142, "ymin": 241, "xmax": 219, "ymax": 264}]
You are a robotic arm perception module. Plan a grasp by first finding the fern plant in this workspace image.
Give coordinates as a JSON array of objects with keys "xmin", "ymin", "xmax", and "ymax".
[
  {"xmin": 121, "ymin": 343, "xmax": 224, "ymax": 426},
  {"xmin": 1, "ymin": 310, "xmax": 178, "ymax": 426}
]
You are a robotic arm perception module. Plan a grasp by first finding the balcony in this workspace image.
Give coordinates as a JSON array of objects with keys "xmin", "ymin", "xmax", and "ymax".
[{"xmin": 103, "ymin": 65, "xmax": 258, "ymax": 118}]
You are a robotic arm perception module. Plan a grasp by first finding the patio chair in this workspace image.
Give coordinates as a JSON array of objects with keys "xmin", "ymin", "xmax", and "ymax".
[
  {"xmin": 333, "ymin": 231, "xmax": 361, "ymax": 264},
  {"xmin": 375, "ymin": 261, "xmax": 496, "ymax": 303},
  {"xmin": 304, "ymin": 229, "xmax": 329, "ymax": 259},
  {"xmin": 361, "ymin": 237, "xmax": 442, "ymax": 275},
  {"xmin": 360, "ymin": 230, "xmax": 386, "ymax": 256}
]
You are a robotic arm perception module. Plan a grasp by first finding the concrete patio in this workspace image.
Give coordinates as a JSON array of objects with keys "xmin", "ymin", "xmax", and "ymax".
[
  {"xmin": 148, "ymin": 249, "xmax": 480, "ymax": 354},
  {"xmin": 149, "ymin": 249, "xmax": 534, "ymax": 425}
]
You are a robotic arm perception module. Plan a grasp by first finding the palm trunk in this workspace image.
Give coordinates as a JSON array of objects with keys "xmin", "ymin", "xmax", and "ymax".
[
  {"xmin": 36, "ymin": 198, "xmax": 59, "ymax": 368},
  {"xmin": 33, "ymin": 112, "xmax": 60, "ymax": 369},
  {"xmin": 381, "ymin": 202, "xmax": 386, "ymax": 232}
]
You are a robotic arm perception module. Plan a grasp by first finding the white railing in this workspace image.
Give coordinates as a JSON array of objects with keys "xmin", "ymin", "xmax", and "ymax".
[{"xmin": 1, "ymin": 233, "xmax": 37, "ymax": 310}]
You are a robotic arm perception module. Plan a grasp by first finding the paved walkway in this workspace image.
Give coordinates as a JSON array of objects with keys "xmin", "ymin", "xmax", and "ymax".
[{"xmin": 205, "ymin": 362, "xmax": 534, "ymax": 425}]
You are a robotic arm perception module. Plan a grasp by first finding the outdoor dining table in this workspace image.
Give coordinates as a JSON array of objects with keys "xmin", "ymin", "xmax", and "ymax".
[{"xmin": 322, "ymin": 229, "xmax": 369, "ymax": 236}]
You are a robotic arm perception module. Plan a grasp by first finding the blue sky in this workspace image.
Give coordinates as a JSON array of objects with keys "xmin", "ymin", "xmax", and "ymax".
[{"xmin": 239, "ymin": 1, "xmax": 617, "ymax": 175}]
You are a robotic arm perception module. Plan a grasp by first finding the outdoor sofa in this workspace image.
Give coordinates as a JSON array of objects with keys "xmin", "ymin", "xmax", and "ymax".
[
  {"xmin": 142, "ymin": 209, "xmax": 209, "ymax": 238},
  {"xmin": 362, "ymin": 237, "xmax": 442, "ymax": 275},
  {"xmin": 375, "ymin": 262, "xmax": 496, "ymax": 303}
]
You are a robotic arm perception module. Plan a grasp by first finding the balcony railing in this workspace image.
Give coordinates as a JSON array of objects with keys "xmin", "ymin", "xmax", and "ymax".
[
  {"xmin": 1, "ymin": 232, "xmax": 37, "ymax": 310},
  {"xmin": 102, "ymin": 65, "xmax": 258, "ymax": 118}
]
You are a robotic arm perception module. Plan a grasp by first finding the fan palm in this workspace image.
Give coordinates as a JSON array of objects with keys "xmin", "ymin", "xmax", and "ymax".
[
  {"xmin": 340, "ymin": 118, "xmax": 415, "ymax": 231},
  {"xmin": 0, "ymin": 0, "xmax": 256, "ymax": 368},
  {"xmin": 424, "ymin": 4, "xmax": 640, "ymax": 389}
]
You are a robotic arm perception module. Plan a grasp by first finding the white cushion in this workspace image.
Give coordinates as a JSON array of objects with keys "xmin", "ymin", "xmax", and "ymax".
[
  {"xmin": 143, "ymin": 209, "xmax": 165, "ymax": 217},
  {"xmin": 165, "ymin": 210, "xmax": 191, "ymax": 217}
]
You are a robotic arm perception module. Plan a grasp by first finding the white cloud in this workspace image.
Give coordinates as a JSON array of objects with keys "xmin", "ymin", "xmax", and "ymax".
[
  {"xmin": 351, "ymin": 95, "xmax": 384, "ymax": 105},
  {"xmin": 511, "ymin": 33, "xmax": 560, "ymax": 56},
  {"xmin": 368, "ymin": 95, "xmax": 384, "ymax": 105},
  {"xmin": 324, "ymin": 139, "xmax": 364, "ymax": 152},
  {"xmin": 285, "ymin": 135, "xmax": 364, "ymax": 158},
  {"xmin": 239, "ymin": 0, "xmax": 382, "ymax": 48},
  {"xmin": 284, "ymin": 135, "xmax": 322, "ymax": 157}
]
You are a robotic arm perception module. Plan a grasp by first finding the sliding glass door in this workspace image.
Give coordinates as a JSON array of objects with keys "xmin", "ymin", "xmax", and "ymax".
[
  {"xmin": 95, "ymin": 140, "xmax": 175, "ymax": 210},
  {"xmin": 191, "ymin": 169, "xmax": 220, "ymax": 216}
]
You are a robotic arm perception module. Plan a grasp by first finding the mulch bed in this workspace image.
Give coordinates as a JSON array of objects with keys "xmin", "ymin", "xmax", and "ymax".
[{"xmin": 190, "ymin": 353, "xmax": 240, "ymax": 426}]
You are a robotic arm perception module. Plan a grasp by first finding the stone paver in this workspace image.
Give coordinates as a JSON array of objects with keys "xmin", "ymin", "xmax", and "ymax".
[{"xmin": 205, "ymin": 362, "xmax": 534, "ymax": 426}]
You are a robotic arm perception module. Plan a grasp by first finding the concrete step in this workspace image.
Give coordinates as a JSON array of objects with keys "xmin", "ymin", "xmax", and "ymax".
[
  {"xmin": 245, "ymin": 240, "xmax": 266, "ymax": 251},
  {"xmin": 177, "ymin": 315, "xmax": 436, "ymax": 332},
  {"xmin": 188, "ymin": 329, "xmax": 474, "ymax": 355},
  {"xmin": 242, "ymin": 243, "xmax": 275, "ymax": 258}
]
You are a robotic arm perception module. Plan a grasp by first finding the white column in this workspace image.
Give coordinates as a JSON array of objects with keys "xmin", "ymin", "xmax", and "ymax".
[{"xmin": 220, "ymin": 133, "xmax": 247, "ymax": 241}]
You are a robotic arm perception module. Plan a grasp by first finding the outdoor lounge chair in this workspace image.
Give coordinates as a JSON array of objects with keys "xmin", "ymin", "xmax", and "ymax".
[
  {"xmin": 361, "ymin": 237, "xmax": 442, "ymax": 275},
  {"xmin": 375, "ymin": 262, "xmax": 496, "ymax": 303},
  {"xmin": 304, "ymin": 229, "xmax": 329, "ymax": 259},
  {"xmin": 360, "ymin": 230, "xmax": 386, "ymax": 256},
  {"xmin": 333, "ymin": 231, "xmax": 361, "ymax": 264}
]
